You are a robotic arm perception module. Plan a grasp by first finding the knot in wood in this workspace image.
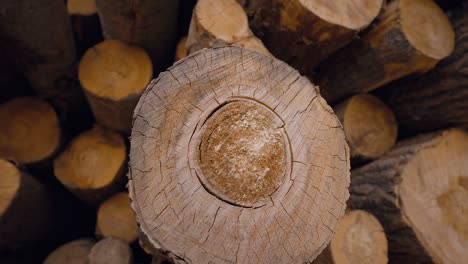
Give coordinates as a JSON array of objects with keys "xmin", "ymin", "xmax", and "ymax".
[{"xmin": 196, "ymin": 100, "xmax": 288, "ymax": 207}]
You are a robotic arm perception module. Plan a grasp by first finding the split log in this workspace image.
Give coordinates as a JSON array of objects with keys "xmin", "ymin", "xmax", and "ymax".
[
  {"xmin": 333, "ymin": 94, "xmax": 397, "ymax": 162},
  {"xmin": 44, "ymin": 239, "xmax": 95, "ymax": 264},
  {"xmin": 78, "ymin": 40, "xmax": 153, "ymax": 132},
  {"xmin": 0, "ymin": 160, "xmax": 55, "ymax": 251},
  {"xmin": 95, "ymin": 0, "xmax": 180, "ymax": 70},
  {"xmin": 175, "ymin": 37, "xmax": 188, "ymax": 61},
  {"xmin": 67, "ymin": 0, "xmax": 103, "ymax": 56},
  {"xmin": 0, "ymin": 0, "xmax": 76, "ymax": 98},
  {"xmin": 128, "ymin": 46, "xmax": 350, "ymax": 263},
  {"xmin": 349, "ymin": 128, "xmax": 468, "ymax": 263},
  {"xmin": 314, "ymin": 210, "xmax": 388, "ymax": 264},
  {"xmin": 96, "ymin": 192, "xmax": 138, "ymax": 243},
  {"xmin": 0, "ymin": 97, "xmax": 61, "ymax": 165},
  {"xmin": 53, "ymin": 125, "xmax": 127, "ymax": 205},
  {"xmin": 316, "ymin": 0, "xmax": 455, "ymax": 104},
  {"xmin": 89, "ymin": 237, "xmax": 133, "ymax": 264},
  {"xmin": 242, "ymin": 0, "xmax": 383, "ymax": 74},
  {"xmin": 186, "ymin": 0, "xmax": 271, "ymax": 56},
  {"xmin": 378, "ymin": 2, "xmax": 468, "ymax": 135}
]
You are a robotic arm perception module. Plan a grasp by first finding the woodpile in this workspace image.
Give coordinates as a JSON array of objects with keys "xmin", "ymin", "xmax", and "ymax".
[{"xmin": 0, "ymin": 0, "xmax": 466, "ymax": 263}]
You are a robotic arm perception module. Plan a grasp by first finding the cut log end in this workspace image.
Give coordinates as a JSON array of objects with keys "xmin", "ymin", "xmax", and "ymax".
[
  {"xmin": 96, "ymin": 192, "xmax": 138, "ymax": 243},
  {"xmin": 89, "ymin": 237, "xmax": 132, "ymax": 264},
  {"xmin": 399, "ymin": 129, "xmax": 468, "ymax": 263},
  {"xmin": 0, "ymin": 97, "xmax": 60, "ymax": 164},
  {"xmin": 195, "ymin": 0, "xmax": 250, "ymax": 43},
  {"xmin": 0, "ymin": 160, "xmax": 21, "ymax": 218},
  {"xmin": 194, "ymin": 99, "xmax": 289, "ymax": 207},
  {"xmin": 300, "ymin": 0, "xmax": 383, "ymax": 30},
  {"xmin": 175, "ymin": 37, "xmax": 188, "ymax": 61},
  {"xmin": 400, "ymin": 0, "xmax": 455, "ymax": 59},
  {"xmin": 44, "ymin": 239, "xmax": 95, "ymax": 264},
  {"xmin": 79, "ymin": 40, "xmax": 152, "ymax": 101},
  {"xmin": 53, "ymin": 125, "xmax": 126, "ymax": 203},
  {"xmin": 330, "ymin": 210, "xmax": 388, "ymax": 264},
  {"xmin": 67, "ymin": 0, "xmax": 97, "ymax": 16},
  {"xmin": 335, "ymin": 94, "xmax": 397, "ymax": 160},
  {"xmin": 129, "ymin": 47, "xmax": 349, "ymax": 263}
]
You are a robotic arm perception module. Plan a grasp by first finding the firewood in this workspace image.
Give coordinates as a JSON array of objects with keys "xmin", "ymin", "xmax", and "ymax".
[
  {"xmin": 378, "ymin": 2, "xmax": 468, "ymax": 135},
  {"xmin": 95, "ymin": 0, "xmax": 180, "ymax": 70},
  {"xmin": 175, "ymin": 37, "xmax": 188, "ymax": 61},
  {"xmin": 0, "ymin": 97, "xmax": 61, "ymax": 165},
  {"xmin": 0, "ymin": 160, "xmax": 55, "ymax": 251},
  {"xmin": 349, "ymin": 128, "xmax": 468, "ymax": 263},
  {"xmin": 128, "ymin": 46, "xmax": 350, "ymax": 263},
  {"xmin": 44, "ymin": 239, "xmax": 95, "ymax": 264},
  {"xmin": 53, "ymin": 125, "xmax": 127, "ymax": 205},
  {"xmin": 89, "ymin": 237, "xmax": 132, "ymax": 264},
  {"xmin": 78, "ymin": 40, "xmax": 153, "ymax": 132},
  {"xmin": 314, "ymin": 210, "xmax": 388, "ymax": 264},
  {"xmin": 96, "ymin": 192, "xmax": 138, "ymax": 243},
  {"xmin": 316, "ymin": 0, "xmax": 455, "ymax": 104},
  {"xmin": 333, "ymin": 94, "xmax": 397, "ymax": 162},
  {"xmin": 243, "ymin": 0, "xmax": 383, "ymax": 74},
  {"xmin": 186, "ymin": 0, "xmax": 271, "ymax": 56},
  {"xmin": 0, "ymin": 0, "xmax": 76, "ymax": 98},
  {"xmin": 67, "ymin": 0, "xmax": 103, "ymax": 56}
]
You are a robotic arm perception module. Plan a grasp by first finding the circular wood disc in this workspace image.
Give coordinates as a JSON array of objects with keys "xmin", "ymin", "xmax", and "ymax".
[
  {"xmin": 0, "ymin": 97, "xmax": 60, "ymax": 164},
  {"xmin": 0, "ymin": 159, "xmax": 21, "ymax": 215},
  {"xmin": 129, "ymin": 47, "xmax": 350, "ymax": 263}
]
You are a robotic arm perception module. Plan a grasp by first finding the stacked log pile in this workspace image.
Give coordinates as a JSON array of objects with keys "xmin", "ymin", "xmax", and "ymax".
[{"xmin": 0, "ymin": 0, "xmax": 466, "ymax": 263}]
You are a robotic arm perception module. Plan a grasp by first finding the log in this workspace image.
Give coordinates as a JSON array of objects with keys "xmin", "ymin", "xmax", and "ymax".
[
  {"xmin": 0, "ymin": 0, "xmax": 76, "ymax": 98},
  {"xmin": 377, "ymin": 2, "xmax": 468, "ymax": 135},
  {"xmin": 89, "ymin": 237, "xmax": 133, "ymax": 264},
  {"xmin": 95, "ymin": 0, "xmax": 180, "ymax": 70},
  {"xmin": 96, "ymin": 192, "xmax": 138, "ymax": 243},
  {"xmin": 44, "ymin": 239, "xmax": 95, "ymax": 264},
  {"xmin": 316, "ymin": 0, "xmax": 455, "ymax": 104},
  {"xmin": 186, "ymin": 0, "xmax": 271, "ymax": 56},
  {"xmin": 67, "ymin": 0, "xmax": 103, "ymax": 57},
  {"xmin": 78, "ymin": 40, "xmax": 153, "ymax": 132},
  {"xmin": 128, "ymin": 47, "xmax": 350, "ymax": 263},
  {"xmin": 348, "ymin": 128, "xmax": 468, "ymax": 263},
  {"xmin": 53, "ymin": 125, "xmax": 127, "ymax": 205},
  {"xmin": 0, "ymin": 97, "xmax": 61, "ymax": 165},
  {"xmin": 0, "ymin": 160, "xmax": 55, "ymax": 251},
  {"xmin": 333, "ymin": 94, "xmax": 397, "ymax": 162},
  {"xmin": 175, "ymin": 37, "xmax": 188, "ymax": 62},
  {"xmin": 314, "ymin": 210, "xmax": 388, "ymax": 264},
  {"xmin": 242, "ymin": 0, "xmax": 383, "ymax": 75}
]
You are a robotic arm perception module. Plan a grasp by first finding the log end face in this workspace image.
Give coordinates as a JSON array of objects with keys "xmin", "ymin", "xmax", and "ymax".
[
  {"xmin": 89, "ymin": 237, "xmax": 132, "ymax": 264},
  {"xmin": 400, "ymin": 0, "xmax": 455, "ymax": 60},
  {"xmin": 54, "ymin": 125, "xmax": 126, "ymax": 190},
  {"xmin": 437, "ymin": 176, "xmax": 468, "ymax": 240},
  {"xmin": 0, "ymin": 159, "xmax": 21, "ymax": 215},
  {"xmin": 78, "ymin": 40, "xmax": 153, "ymax": 101},
  {"xmin": 44, "ymin": 239, "xmax": 95, "ymax": 264},
  {"xmin": 195, "ymin": 100, "xmax": 289, "ymax": 207},
  {"xmin": 0, "ymin": 97, "xmax": 60, "ymax": 164}
]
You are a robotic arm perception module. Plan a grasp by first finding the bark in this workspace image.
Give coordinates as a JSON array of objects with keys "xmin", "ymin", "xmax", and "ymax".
[
  {"xmin": 44, "ymin": 239, "xmax": 95, "ymax": 264},
  {"xmin": 348, "ymin": 129, "xmax": 468, "ymax": 263},
  {"xmin": 95, "ymin": 0, "xmax": 180, "ymax": 71},
  {"xmin": 242, "ymin": 0, "xmax": 383, "ymax": 75},
  {"xmin": 0, "ymin": 160, "xmax": 55, "ymax": 251},
  {"xmin": 377, "ymin": 2, "xmax": 468, "ymax": 135},
  {"xmin": 53, "ymin": 126, "xmax": 127, "ymax": 205},
  {"xmin": 128, "ymin": 46, "xmax": 350, "ymax": 263},
  {"xmin": 186, "ymin": 0, "xmax": 271, "ymax": 56},
  {"xmin": 89, "ymin": 237, "xmax": 133, "ymax": 264},
  {"xmin": 333, "ymin": 94, "xmax": 397, "ymax": 163},
  {"xmin": 316, "ymin": 0, "xmax": 455, "ymax": 104},
  {"xmin": 0, "ymin": 0, "xmax": 76, "ymax": 98}
]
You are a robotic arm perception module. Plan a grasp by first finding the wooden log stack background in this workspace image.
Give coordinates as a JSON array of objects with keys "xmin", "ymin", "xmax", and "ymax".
[{"xmin": 0, "ymin": 0, "xmax": 466, "ymax": 263}]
